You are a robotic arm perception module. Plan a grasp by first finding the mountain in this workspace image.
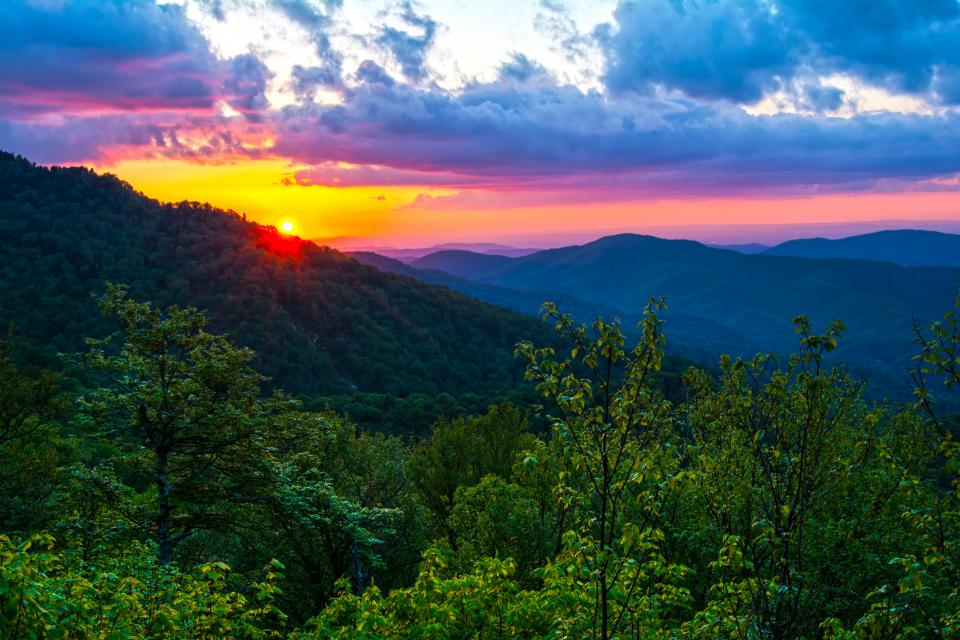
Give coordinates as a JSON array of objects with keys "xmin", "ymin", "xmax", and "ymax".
[
  {"xmin": 707, "ymin": 242, "xmax": 769, "ymax": 254},
  {"xmin": 348, "ymin": 251, "xmax": 626, "ymax": 324},
  {"xmin": 337, "ymin": 242, "xmax": 539, "ymax": 261},
  {"xmin": 0, "ymin": 152, "xmax": 544, "ymax": 398},
  {"xmin": 411, "ymin": 250, "xmax": 513, "ymax": 276},
  {"xmin": 764, "ymin": 229, "xmax": 960, "ymax": 267},
  {"xmin": 390, "ymin": 234, "xmax": 960, "ymax": 399}
]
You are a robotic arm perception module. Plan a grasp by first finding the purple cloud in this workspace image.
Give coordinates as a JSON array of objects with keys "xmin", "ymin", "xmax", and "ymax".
[
  {"xmin": 273, "ymin": 63, "xmax": 960, "ymax": 194},
  {"xmin": 0, "ymin": 1, "xmax": 224, "ymax": 115},
  {"xmin": 2, "ymin": 0, "xmax": 960, "ymax": 204},
  {"xmin": 0, "ymin": 0, "xmax": 272, "ymax": 163}
]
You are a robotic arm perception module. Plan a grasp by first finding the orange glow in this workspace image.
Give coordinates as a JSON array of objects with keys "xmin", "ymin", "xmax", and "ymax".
[
  {"xmin": 99, "ymin": 157, "xmax": 431, "ymax": 241},
  {"xmin": 95, "ymin": 157, "xmax": 960, "ymax": 248},
  {"xmin": 255, "ymin": 225, "xmax": 308, "ymax": 259},
  {"xmin": 327, "ymin": 190, "xmax": 960, "ymax": 247}
]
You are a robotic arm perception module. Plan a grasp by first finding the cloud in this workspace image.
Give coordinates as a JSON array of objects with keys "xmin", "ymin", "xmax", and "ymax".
[
  {"xmin": 0, "ymin": 0, "xmax": 274, "ymax": 120},
  {"xmin": 497, "ymin": 54, "xmax": 552, "ymax": 84},
  {"xmin": 799, "ymin": 82, "xmax": 846, "ymax": 113},
  {"xmin": 0, "ymin": 0, "xmax": 224, "ymax": 115},
  {"xmin": 534, "ymin": 0, "xmax": 598, "ymax": 65},
  {"xmin": 0, "ymin": 0, "xmax": 273, "ymax": 162},
  {"xmin": 600, "ymin": 0, "xmax": 960, "ymax": 105},
  {"xmin": 225, "ymin": 54, "xmax": 273, "ymax": 119},
  {"xmin": 375, "ymin": 1, "xmax": 438, "ymax": 81},
  {"xmin": 4, "ymin": 0, "xmax": 960, "ymax": 205},
  {"xmin": 292, "ymin": 163, "xmax": 493, "ymax": 188},
  {"xmin": 272, "ymin": 0, "xmax": 343, "ymax": 90},
  {"xmin": 355, "ymin": 60, "xmax": 396, "ymax": 87},
  {"xmin": 273, "ymin": 64, "xmax": 960, "ymax": 195},
  {"xmin": 0, "ymin": 111, "xmax": 272, "ymax": 165}
]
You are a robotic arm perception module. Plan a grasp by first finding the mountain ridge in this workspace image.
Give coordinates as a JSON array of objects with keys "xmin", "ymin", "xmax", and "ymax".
[
  {"xmin": 370, "ymin": 233, "xmax": 960, "ymax": 401},
  {"xmin": 0, "ymin": 151, "xmax": 545, "ymax": 398},
  {"xmin": 763, "ymin": 229, "xmax": 960, "ymax": 267}
]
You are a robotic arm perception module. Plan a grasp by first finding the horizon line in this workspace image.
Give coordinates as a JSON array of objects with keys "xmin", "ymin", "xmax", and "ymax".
[{"xmin": 319, "ymin": 217, "xmax": 960, "ymax": 251}]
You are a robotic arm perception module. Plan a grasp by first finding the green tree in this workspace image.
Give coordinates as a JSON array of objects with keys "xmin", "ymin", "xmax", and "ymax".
[
  {"xmin": 448, "ymin": 475, "xmax": 544, "ymax": 580},
  {"xmin": 0, "ymin": 342, "xmax": 63, "ymax": 532},
  {"xmin": 902, "ymin": 293, "xmax": 960, "ymax": 636},
  {"xmin": 226, "ymin": 411, "xmax": 417, "ymax": 622},
  {"xmin": 298, "ymin": 549, "xmax": 555, "ymax": 640},
  {"xmin": 516, "ymin": 301, "xmax": 689, "ymax": 640},
  {"xmin": 682, "ymin": 318, "xmax": 936, "ymax": 639},
  {"xmin": 409, "ymin": 403, "xmax": 532, "ymax": 548},
  {"xmin": 79, "ymin": 284, "xmax": 275, "ymax": 565},
  {"xmin": 0, "ymin": 533, "xmax": 284, "ymax": 639}
]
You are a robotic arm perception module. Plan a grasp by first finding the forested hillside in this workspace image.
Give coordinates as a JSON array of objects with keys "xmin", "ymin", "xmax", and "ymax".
[
  {"xmin": 0, "ymin": 152, "xmax": 542, "ymax": 400},
  {"xmin": 348, "ymin": 250, "xmax": 627, "ymax": 328}
]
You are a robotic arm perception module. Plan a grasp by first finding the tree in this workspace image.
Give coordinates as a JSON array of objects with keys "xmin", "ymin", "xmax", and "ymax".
[
  {"xmin": 0, "ymin": 533, "xmax": 285, "ymax": 639},
  {"xmin": 0, "ymin": 342, "xmax": 63, "ymax": 531},
  {"xmin": 0, "ymin": 340, "xmax": 61, "ymax": 447},
  {"xmin": 448, "ymin": 475, "xmax": 545, "ymax": 580},
  {"xmin": 683, "ymin": 318, "xmax": 936, "ymax": 638},
  {"xmin": 240, "ymin": 411, "xmax": 409, "ymax": 622},
  {"xmin": 80, "ymin": 284, "xmax": 274, "ymax": 565},
  {"xmin": 516, "ymin": 300, "xmax": 689, "ymax": 640},
  {"xmin": 903, "ymin": 293, "xmax": 960, "ymax": 636},
  {"xmin": 408, "ymin": 403, "xmax": 532, "ymax": 548}
]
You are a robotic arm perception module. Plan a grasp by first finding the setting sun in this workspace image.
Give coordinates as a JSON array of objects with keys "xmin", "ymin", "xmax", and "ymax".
[{"xmin": 280, "ymin": 220, "xmax": 295, "ymax": 234}]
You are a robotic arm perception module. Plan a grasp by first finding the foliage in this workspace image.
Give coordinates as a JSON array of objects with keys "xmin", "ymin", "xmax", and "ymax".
[
  {"xmin": 78, "ymin": 284, "xmax": 280, "ymax": 564},
  {"xmin": 235, "ymin": 410, "xmax": 417, "ymax": 622},
  {"xmin": 408, "ymin": 403, "xmax": 534, "ymax": 547},
  {"xmin": 516, "ymin": 300, "xmax": 690, "ymax": 639},
  {"xmin": 296, "ymin": 550, "xmax": 557, "ymax": 640},
  {"xmin": 678, "ymin": 317, "xmax": 938, "ymax": 638},
  {"xmin": 0, "ymin": 342, "xmax": 63, "ymax": 532},
  {"xmin": 0, "ymin": 533, "xmax": 284, "ymax": 639}
]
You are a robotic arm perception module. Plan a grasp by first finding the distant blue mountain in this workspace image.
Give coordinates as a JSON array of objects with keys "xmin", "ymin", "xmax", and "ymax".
[
  {"xmin": 361, "ymin": 233, "xmax": 960, "ymax": 402},
  {"xmin": 764, "ymin": 229, "xmax": 960, "ymax": 267},
  {"xmin": 345, "ymin": 242, "xmax": 539, "ymax": 261},
  {"xmin": 411, "ymin": 250, "xmax": 512, "ymax": 275},
  {"xmin": 707, "ymin": 242, "xmax": 769, "ymax": 254}
]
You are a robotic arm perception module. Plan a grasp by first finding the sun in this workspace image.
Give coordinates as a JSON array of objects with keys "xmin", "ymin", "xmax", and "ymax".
[{"xmin": 279, "ymin": 220, "xmax": 295, "ymax": 234}]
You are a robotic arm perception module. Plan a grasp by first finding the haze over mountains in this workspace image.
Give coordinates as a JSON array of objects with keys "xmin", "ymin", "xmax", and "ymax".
[{"xmin": 341, "ymin": 243, "xmax": 540, "ymax": 261}]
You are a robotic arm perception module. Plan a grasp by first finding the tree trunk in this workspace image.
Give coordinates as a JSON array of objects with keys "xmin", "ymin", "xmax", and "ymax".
[{"xmin": 156, "ymin": 448, "xmax": 174, "ymax": 565}]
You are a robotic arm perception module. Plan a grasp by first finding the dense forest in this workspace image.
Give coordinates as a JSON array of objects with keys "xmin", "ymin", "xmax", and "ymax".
[
  {"xmin": 0, "ymin": 152, "xmax": 565, "ymax": 433},
  {"xmin": 2, "ymin": 280, "xmax": 960, "ymax": 637},
  {"xmin": 0, "ymin": 153, "xmax": 700, "ymax": 434}
]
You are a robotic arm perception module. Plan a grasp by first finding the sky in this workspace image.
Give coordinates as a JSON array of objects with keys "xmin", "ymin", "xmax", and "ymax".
[{"xmin": 2, "ymin": 0, "xmax": 960, "ymax": 248}]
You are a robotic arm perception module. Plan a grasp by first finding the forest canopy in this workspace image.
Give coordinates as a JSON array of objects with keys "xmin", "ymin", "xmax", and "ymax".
[{"xmin": 3, "ymin": 286, "xmax": 960, "ymax": 639}]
